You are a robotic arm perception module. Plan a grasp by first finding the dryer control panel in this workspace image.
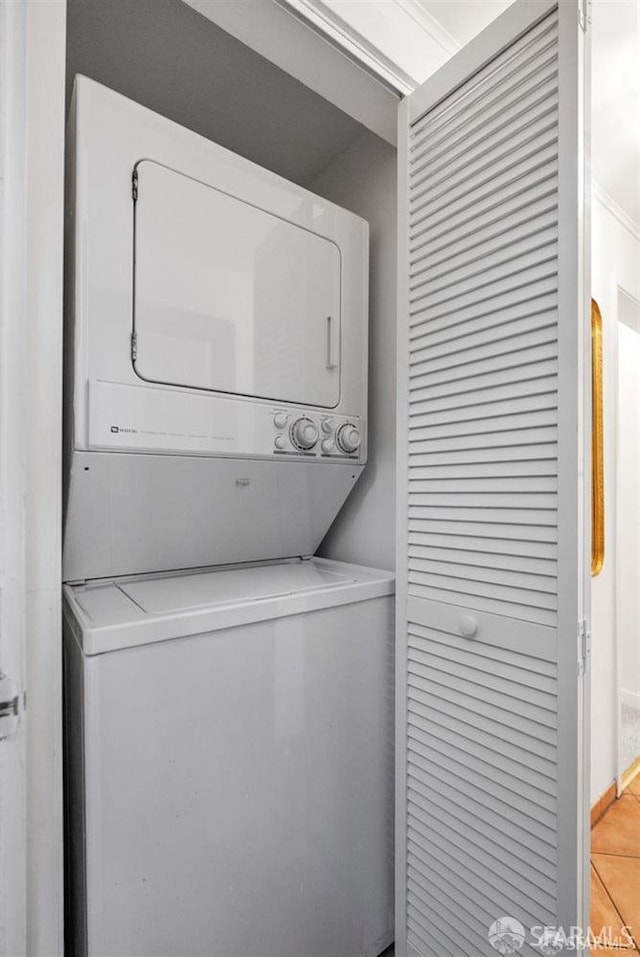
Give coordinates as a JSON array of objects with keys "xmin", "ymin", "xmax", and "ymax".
[
  {"xmin": 86, "ymin": 379, "xmax": 366, "ymax": 462},
  {"xmin": 272, "ymin": 410, "xmax": 362, "ymax": 459}
]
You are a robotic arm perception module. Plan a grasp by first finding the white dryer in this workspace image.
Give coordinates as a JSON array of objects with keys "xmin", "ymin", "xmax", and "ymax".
[
  {"xmin": 63, "ymin": 558, "xmax": 394, "ymax": 957},
  {"xmin": 64, "ymin": 77, "xmax": 370, "ymax": 582}
]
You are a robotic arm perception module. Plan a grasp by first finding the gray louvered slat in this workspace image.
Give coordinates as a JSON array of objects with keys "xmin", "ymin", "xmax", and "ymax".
[
  {"xmin": 408, "ymin": 442, "xmax": 556, "ymax": 466},
  {"xmin": 408, "ymin": 489, "xmax": 557, "ymax": 510},
  {"xmin": 407, "ymin": 455, "xmax": 557, "ymax": 476},
  {"xmin": 410, "ymin": 531, "xmax": 556, "ymax": 560},
  {"xmin": 408, "ymin": 640, "xmax": 557, "ymax": 700},
  {"xmin": 410, "ymin": 145, "xmax": 558, "ymax": 233},
  {"xmin": 412, "ymin": 116, "xmax": 557, "ymax": 227},
  {"xmin": 408, "ymin": 818, "xmax": 556, "ymax": 917},
  {"xmin": 407, "ymin": 882, "xmax": 552, "ymax": 957},
  {"xmin": 410, "ymin": 28, "xmax": 558, "ymax": 174},
  {"xmin": 408, "ymin": 585, "xmax": 556, "ymax": 626},
  {"xmin": 408, "ymin": 657, "xmax": 557, "ymax": 721},
  {"xmin": 408, "ymin": 682, "xmax": 557, "ymax": 756},
  {"xmin": 400, "ymin": 8, "xmax": 564, "ymax": 954},
  {"xmin": 407, "ymin": 770, "xmax": 557, "ymax": 861},
  {"xmin": 408, "ymin": 440, "xmax": 557, "ymax": 463},
  {"xmin": 410, "ymin": 373, "xmax": 558, "ymax": 414},
  {"xmin": 408, "ymin": 832, "xmax": 553, "ymax": 929},
  {"xmin": 410, "ymin": 279, "xmax": 557, "ymax": 339},
  {"xmin": 408, "ymin": 837, "xmax": 555, "ymax": 939},
  {"xmin": 409, "ymin": 407, "xmax": 557, "ymax": 439},
  {"xmin": 407, "ymin": 721, "xmax": 558, "ymax": 805},
  {"xmin": 407, "ymin": 828, "xmax": 552, "ymax": 923},
  {"xmin": 408, "ymin": 792, "xmax": 556, "ymax": 892},
  {"xmin": 408, "ymin": 621, "xmax": 557, "ymax": 675},
  {"xmin": 411, "ymin": 108, "xmax": 558, "ymax": 216},
  {"xmin": 407, "ymin": 896, "xmax": 473, "ymax": 957},
  {"xmin": 410, "ymin": 556, "xmax": 556, "ymax": 595},
  {"xmin": 410, "ymin": 258, "xmax": 557, "ymax": 320},
  {"xmin": 408, "ymin": 474, "xmax": 557, "ymax": 492},
  {"xmin": 408, "ymin": 890, "xmax": 483, "ymax": 957},
  {"xmin": 409, "ymin": 298, "xmax": 558, "ymax": 348},
  {"xmin": 407, "ymin": 743, "xmax": 556, "ymax": 842},
  {"xmin": 409, "ymin": 335, "xmax": 557, "ymax": 383},
  {"xmin": 409, "ymin": 807, "xmax": 555, "ymax": 899},
  {"xmin": 411, "ymin": 213, "xmax": 558, "ymax": 291},
  {"xmin": 410, "ymin": 105, "xmax": 557, "ymax": 209},
  {"xmin": 408, "ymin": 873, "xmax": 512, "ymax": 957},
  {"xmin": 408, "ymin": 830, "xmax": 553, "ymax": 936},
  {"xmin": 411, "ymin": 91, "xmax": 558, "ymax": 199},
  {"xmin": 409, "ymin": 385, "xmax": 557, "ymax": 424},
  {"xmin": 410, "ymin": 233, "xmax": 558, "ymax": 305},
  {"xmin": 409, "ymin": 11, "xmax": 558, "ymax": 146},
  {"xmin": 409, "ymin": 544, "xmax": 556, "ymax": 576},
  {"xmin": 408, "ymin": 358, "xmax": 558, "ymax": 407},
  {"xmin": 408, "ymin": 668, "xmax": 557, "ymax": 736},
  {"xmin": 408, "ymin": 517, "xmax": 557, "ymax": 544},
  {"xmin": 411, "ymin": 174, "xmax": 558, "ymax": 259},
  {"xmin": 412, "ymin": 198, "xmax": 558, "ymax": 276}
]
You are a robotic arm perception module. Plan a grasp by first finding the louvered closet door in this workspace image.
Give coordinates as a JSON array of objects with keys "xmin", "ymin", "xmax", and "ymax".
[{"xmin": 395, "ymin": 3, "xmax": 590, "ymax": 956}]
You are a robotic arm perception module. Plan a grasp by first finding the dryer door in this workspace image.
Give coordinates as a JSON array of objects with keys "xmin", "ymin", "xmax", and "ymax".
[{"xmin": 133, "ymin": 160, "xmax": 341, "ymax": 408}]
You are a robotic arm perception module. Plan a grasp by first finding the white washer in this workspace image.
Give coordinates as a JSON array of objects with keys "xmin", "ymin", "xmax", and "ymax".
[{"xmin": 63, "ymin": 558, "xmax": 395, "ymax": 957}]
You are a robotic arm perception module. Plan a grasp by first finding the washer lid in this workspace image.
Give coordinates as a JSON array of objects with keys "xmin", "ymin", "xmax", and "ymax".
[
  {"xmin": 63, "ymin": 558, "xmax": 395, "ymax": 656},
  {"xmin": 118, "ymin": 561, "xmax": 355, "ymax": 614}
]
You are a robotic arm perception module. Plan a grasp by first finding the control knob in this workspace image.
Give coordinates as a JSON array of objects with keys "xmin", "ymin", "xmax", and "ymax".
[
  {"xmin": 336, "ymin": 423, "xmax": 361, "ymax": 455},
  {"xmin": 321, "ymin": 438, "xmax": 335, "ymax": 454},
  {"xmin": 273, "ymin": 411, "xmax": 289, "ymax": 429},
  {"xmin": 290, "ymin": 417, "xmax": 319, "ymax": 451}
]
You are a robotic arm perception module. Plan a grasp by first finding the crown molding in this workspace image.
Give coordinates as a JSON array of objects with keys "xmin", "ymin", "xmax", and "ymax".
[
  {"xmin": 593, "ymin": 181, "xmax": 640, "ymax": 243},
  {"xmin": 274, "ymin": 0, "xmax": 415, "ymax": 94},
  {"xmin": 393, "ymin": 0, "xmax": 461, "ymax": 56}
]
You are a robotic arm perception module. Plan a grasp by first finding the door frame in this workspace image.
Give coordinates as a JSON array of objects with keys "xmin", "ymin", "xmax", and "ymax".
[{"xmin": 0, "ymin": 1, "xmax": 67, "ymax": 953}]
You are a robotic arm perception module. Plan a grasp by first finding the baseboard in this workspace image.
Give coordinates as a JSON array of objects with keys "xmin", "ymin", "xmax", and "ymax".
[
  {"xmin": 591, "ymin": 781, "xmax": 617, "ymax": 828},
  {"xmin": 620, "ymin": 756, "xmax": 640, "ymax": 794}
]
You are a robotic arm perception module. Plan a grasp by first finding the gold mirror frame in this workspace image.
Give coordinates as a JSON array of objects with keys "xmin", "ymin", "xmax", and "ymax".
[{"xmin": 591, "ymin": 298, "xmax": 605, "ymax": 576}]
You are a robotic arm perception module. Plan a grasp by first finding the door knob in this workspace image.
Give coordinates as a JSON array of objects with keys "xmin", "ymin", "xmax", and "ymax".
[{"xmin": 459, "ymin": 615, "xmax": 478, "ymax": 638}]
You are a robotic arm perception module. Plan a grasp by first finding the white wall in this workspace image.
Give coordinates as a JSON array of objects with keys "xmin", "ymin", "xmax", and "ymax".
[
  {"xmin": 312, "ymin": 131, "xmax": 397, "ymax": 572},
  {"xmin": 590, "ymin": 192, "xmax": 640, "ymax": 803},
  {"xmin": 66, "ymin": 0, "xmax": 365, "ymax": 189},
  {"xmin": 616, "ymin": 295, "xmax": 640, "ymax": 708}
]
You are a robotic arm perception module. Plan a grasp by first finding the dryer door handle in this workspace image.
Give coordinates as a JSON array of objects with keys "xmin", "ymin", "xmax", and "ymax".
[{"xmin": 326, "ymin": 315, "xmax": 339, "ymax": 370}]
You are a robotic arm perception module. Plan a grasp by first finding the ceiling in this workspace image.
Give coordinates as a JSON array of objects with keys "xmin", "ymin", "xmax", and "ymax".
[
  {"xmin": 283, "ymin": 0, "xmax": 640, "ymax": 226},
  {"xmin": 417, "ymin": 0, "xmax": 513, "ymax": 46}
]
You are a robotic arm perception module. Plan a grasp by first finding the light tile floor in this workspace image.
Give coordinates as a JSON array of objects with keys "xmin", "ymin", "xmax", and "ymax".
[{"xmin": 591, "ymin": 777, "xmax": 640, "ymax": 952}]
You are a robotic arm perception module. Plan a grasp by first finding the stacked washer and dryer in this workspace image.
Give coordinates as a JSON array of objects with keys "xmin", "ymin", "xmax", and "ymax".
[{"xmin": 63, "ymin": 77, "xmax": 394, "ymax": 957}]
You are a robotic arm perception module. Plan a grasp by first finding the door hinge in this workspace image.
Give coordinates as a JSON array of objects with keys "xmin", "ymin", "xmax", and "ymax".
[
  {"xmin": 131, "ymin": 330, "xmax": 138, "ymax": 362},
  {"xmin": 578, "ymin": 619, "xmax": 591, "ymax": 675},
  {"xmin": 0, "ymin": 672, "xmax": 26, "ymax": 741},
  {"xmin": 578, "ymin": 0, "xmax": 591, "ymax": 31},
  {"xmin": 132, "ymin": 168, "xmax": 139, "ymax": 202}
]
